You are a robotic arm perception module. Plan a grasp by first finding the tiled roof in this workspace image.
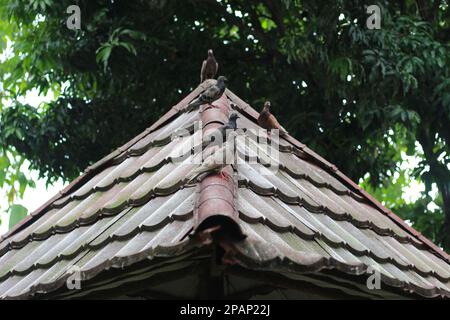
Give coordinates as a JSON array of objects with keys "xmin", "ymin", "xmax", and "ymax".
[{"xmin": 1, "ymin": 80, "xmax": 450, "ymax": 299}]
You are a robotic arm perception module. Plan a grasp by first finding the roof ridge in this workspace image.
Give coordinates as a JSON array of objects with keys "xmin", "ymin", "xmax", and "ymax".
[
  {"xmin": 192, "ymin": 94, "xmax": 245, "ymax": 242},
  {"xmin": 224, "ymin": 88, "xmax": 450, "ymax": 264}
]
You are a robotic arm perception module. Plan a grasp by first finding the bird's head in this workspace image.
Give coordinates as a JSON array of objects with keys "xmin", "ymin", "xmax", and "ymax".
[
  {"xmin": 264, "ymin": 101, "xmax": 271, "ymax": 110},
  {"xmin": 228, "ymin": 113, "xmax": 240, "ymax": 128},
  {"xmin": 229, "ymin": 113, "xmax": 240, "ymax": 121},
  {"xmin": 217, "ymin": 76, "xmax": 228, "ymax": 85},
  {"xmin": 208, "ymin": 49, "xmax": 214, "ymax": 56}
]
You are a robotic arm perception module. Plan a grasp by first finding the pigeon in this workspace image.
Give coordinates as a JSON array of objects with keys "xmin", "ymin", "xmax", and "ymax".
[
  {"xmin": 187, "ymin": 76, "xmax": 227, "ymax": 110},
  {"xmin": 187, "ymin": 143, "xmax": 235, "ymax": 182},
  {"xmin": 202, "ymin": 113, "xmax": 240, "ymax": 149},
  {"xmin": 200, "ymin": 49, "xmax": 218, "ymax": 83},
  {"xmin": 257, "ymin": 101, "xmax": 288, "ymax": 137}
]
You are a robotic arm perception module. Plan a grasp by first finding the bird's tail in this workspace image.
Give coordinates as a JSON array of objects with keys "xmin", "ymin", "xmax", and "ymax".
[
  {"xmin": 186, "ymin": 164, "xmax": 210, "ymax": 183},
  {"xmin": 186, "ymin": 98, "xmax": 203, "ymax": 111}
]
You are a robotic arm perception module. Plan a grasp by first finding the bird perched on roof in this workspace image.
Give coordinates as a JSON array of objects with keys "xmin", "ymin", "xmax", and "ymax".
[
  {"xmin": 200, "ymin": 49, "xmax": 218, "ymax": 83},
  {"xmin": 257, "ymin": 101, "xmax": 288, "ymax": 137},
  {"xmin": 188, "ymin": 113, "xmax": 239, "ymax": 182},
  {"xmin": 202, "ymin": 113, "xmax": 240, "ymax": 149},
  {"xmin": 187, "ymin": 76, "xmax": 227, "ymax": 110},
  {"xmin": 187, "ymin": 142, "xmax": 235, "ymax": 182}
]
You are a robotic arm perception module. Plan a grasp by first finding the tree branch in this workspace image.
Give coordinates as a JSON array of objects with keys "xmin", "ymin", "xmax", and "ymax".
[{"xmin": 417, "ymin": 126, "xmax": 450, "ymax": 250}]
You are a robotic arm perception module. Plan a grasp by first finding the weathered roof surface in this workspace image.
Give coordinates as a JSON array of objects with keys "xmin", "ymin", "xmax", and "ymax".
[{"xmin": 1, "ymin": 80, "xmax": 450, "ymax": 299}]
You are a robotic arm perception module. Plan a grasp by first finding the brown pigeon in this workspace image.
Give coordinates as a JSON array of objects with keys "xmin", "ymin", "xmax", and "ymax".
[
  {"xmin": 257, "ymin": 101, "xmax": 288, "ymax": 137},
  {"xmin": 187, "ymin": 76, "xmax": 227, "ymax": 109},
  {"xmin": 200, "ymin": 49, "xmax": 218, "ymax": 83}
]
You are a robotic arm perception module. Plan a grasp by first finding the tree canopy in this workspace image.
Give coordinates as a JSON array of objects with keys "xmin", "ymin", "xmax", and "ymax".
[{"xmin": 0, "ymin": 0, "xmax": 449, "ymax": 249}]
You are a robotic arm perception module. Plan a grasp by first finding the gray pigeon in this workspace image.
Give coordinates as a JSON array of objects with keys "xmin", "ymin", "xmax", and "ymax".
[
  {"xmin": 187, "ymin": 143, "xmax": 235, "ymax": 182},
  {"xmin": 188, "ymin": 113, "xmax": 240, "ymax": 182},
  {"xmin": 200, "ymin": 49, "xmax": 218, "ymax": 83},
  {"xmin": 188, "ymin": 76, "xmax": 227, "ymax": 110},
  {"xmin": 202, "ymin": 113, "xmax": 240, "ymax": 149}
]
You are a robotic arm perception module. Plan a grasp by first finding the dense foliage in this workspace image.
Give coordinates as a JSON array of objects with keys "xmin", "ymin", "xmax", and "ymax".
[{"xmin": 0, "ymin": 0, "xmax": 449, "ymax": 249}]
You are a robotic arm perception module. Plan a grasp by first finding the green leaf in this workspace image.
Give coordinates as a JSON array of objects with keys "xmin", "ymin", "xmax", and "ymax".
[
  {"xmin": 17, "ymin": 172, "xmax": 27, "ymax": 197},
  {"xmin": 0, "ymin": 155, "xmax": 10, "ymax": 170},
  {"xmin": 8, "ymin": 204, "xmax": 28, "ymax": 229},
  {"xmin": 96, "ymin": 45, "xmax": 112, "ymax": 71},
  {"xmin": 118, "ymin": 42, "xmax": 137, "ymax": 55},
  {"xmin": 0, "ymin": 170, "xmax": 6, "ymax": 187}
]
